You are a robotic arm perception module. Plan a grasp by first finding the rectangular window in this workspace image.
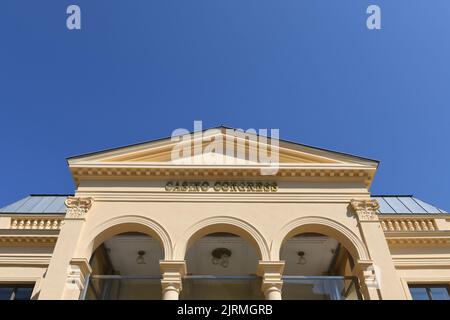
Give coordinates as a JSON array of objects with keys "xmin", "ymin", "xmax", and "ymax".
[
  {"xmin": 409, "ymin": 284, "xmax": 450, "ymax": 300},
  {"xmin": 0, "ymin": 284, "xmax": 34, "ymax": 300}
]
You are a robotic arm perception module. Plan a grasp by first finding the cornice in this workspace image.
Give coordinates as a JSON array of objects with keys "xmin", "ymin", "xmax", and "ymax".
[
  {"xmin": 0, "ymin": 235, "xmax": 58, "ymax": 247},
  {"xmin": 380, "ymin": 214, "xmax": 449, "ymax": 219},
  {"xmin": 0, "ymin": 255, "xmax": 52, "ymax": 266},
  {"xmin": 393, "ymin": 257, "xmax": 450, "ymax": 269},
  {"xmin": 70, "ymin": 166, "xmax": 375, "ymax": 187},
  {"xmin": 386, "ymin": 233, "xmax": 450, "ymax": 247},
  {"xmin": 74, "ymin": 192, "xmax": 370, "ymax": 203}
]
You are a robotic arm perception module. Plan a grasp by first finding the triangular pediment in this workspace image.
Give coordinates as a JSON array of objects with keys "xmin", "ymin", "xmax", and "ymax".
[
  {"xmin": 67, "ymin": 127, "xmax": 378, "ymax": 169},
  {"xmin": 96, "ymin": 136, "xmax": 340, "ymax": 165}
]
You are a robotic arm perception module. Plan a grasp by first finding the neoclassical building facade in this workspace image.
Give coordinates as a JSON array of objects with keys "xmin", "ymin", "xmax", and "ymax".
[{"xmin": 0, "ymin": 127, "xmax": 449, "ymax": 300}]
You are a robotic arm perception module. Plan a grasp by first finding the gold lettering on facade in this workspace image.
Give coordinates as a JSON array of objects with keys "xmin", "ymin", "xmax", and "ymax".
[{"xmin": 165, "ymin": 181, "xmax": 278, "ymax": 192}]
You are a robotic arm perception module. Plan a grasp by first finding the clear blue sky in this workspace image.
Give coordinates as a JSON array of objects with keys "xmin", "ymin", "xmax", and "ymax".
[{"xmin": 1, "ymin": 1, "xmax": 449, "ymax": 210}]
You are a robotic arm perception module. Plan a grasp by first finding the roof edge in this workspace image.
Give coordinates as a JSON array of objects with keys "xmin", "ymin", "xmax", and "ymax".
[
  {"xmin": 372, "ymin": 194, "xmax": 414, "ymax": 197},
  {"xmin": 66, "ymin": 125, "xmax": 380, "ymax": 165},
  {"xmin": 29, "ymin": 194, "xmax": 73, "ymax": 197}
]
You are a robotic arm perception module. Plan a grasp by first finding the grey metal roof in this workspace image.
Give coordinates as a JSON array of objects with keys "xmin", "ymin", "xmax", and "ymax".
[
  {"xmin": 0, "ymin": 195, "xmax": 70, "ymax": 214},
  {"xmin": 372, "ymin": 195, "xmax": 447, "ymax": 214},
  {"xmin": 0, "ymin": 194, "xmax": 447, "ymax": 215}
]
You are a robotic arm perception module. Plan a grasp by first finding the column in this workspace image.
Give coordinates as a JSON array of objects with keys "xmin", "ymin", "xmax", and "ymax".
[
  {"xmin": 38, "ymin": 197, "xmax": 93, "ymax": 300},
  {"xmin": 350, "ymin": 199, "xmax": 407, "ymax": 300},
  {"xmin": 160, "ymin": 261, "xmax": 187, "ymax": 300},
  {"xmin": 257, "ymin": 261, "xmax": 285, "ymax": 300}
]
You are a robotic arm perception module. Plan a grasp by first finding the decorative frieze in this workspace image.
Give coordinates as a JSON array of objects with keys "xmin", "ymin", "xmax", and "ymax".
[
  {"xmin": 350, "ymin": 199, "xmax": 380, "ymax": 221},
  {"xmin": 65, "ymin": 197, "xmax": 93, "ymax": 219},
  {"xmin": 0, "ymin": 236, "xmax": 57, "ymax": 246},
  {"xmin": 387, "ymin": 237, "xmax": 450, "ymax": 246},
  {"xmin": 71, "ymin": 167, "xmax": 374, "ymax": 187}
]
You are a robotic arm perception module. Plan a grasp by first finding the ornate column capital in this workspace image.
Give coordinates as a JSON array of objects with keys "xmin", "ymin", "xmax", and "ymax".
[
  {"xmin": 350, "ymin": 199, "xmax": 380, "ymax": 221},
  {"xmin": 159, "ymin": 260, "xmax": 186, "ymax": 299},
  {"xmin": 65, "ymin": 197, "xmax": 93, "ymax": 220}
]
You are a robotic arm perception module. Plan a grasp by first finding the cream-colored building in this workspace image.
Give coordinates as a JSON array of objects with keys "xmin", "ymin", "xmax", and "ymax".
[{"xmin": 1, "ymin": 127, "xmax": 449, "ymax": 300}]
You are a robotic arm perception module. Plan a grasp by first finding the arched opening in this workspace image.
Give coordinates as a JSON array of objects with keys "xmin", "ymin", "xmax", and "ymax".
[
  {"xmin": 180, "ymin": 232, "xmax": 264, "ymax": 300},
  {"xmin": 280, "ymin": 232, "xmax": 362, "ymax": 300},
  {"xmin": 84, "ymin": 231, "xmax": 164, "ymax": 300}
]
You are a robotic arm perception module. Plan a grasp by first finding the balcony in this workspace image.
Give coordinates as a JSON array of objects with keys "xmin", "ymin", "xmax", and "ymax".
[
  {"xmin": 282, "ymin": 276, "xmax": 361, "ymax": 300},
  {"xmin": 82, "ymin": 275, "xmax": 361, "ymax": 300},
  {"xmin": 180, "ymin": 275, "xmax": 264, "ymax": 300},
  {"xmin": 83, "ymin": 275, "xmax": 162, "ymax": 300}
]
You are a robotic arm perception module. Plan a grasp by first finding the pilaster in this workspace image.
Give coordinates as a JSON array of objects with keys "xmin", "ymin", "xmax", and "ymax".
[
  {"xmin": 38, "ymin": 197, "xmax": 93, "ymax": 300},
  {"xmin": 350, "ymin": 199, "xmax": 407, "ymax": 300}
]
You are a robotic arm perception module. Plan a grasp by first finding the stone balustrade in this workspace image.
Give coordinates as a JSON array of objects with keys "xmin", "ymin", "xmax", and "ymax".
[
  {"xmin": 379, "ymin": 217, "xmax": 437, "ymax": 232},
  {"xmin": 10, "ymin": 217, "xmax": 64, "ymax": 230}
]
